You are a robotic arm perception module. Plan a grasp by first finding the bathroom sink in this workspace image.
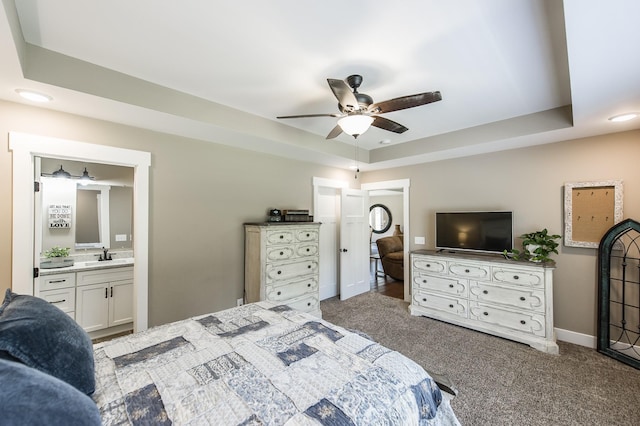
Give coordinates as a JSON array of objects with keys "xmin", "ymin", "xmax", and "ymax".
[{"xmin": 75, "ymin": 258, "xmax": 134, "ymax": 268}]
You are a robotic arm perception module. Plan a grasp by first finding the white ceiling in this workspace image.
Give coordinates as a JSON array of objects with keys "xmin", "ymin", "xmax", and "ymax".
[{"xmin": 1, "ymin": 0, "xmax": 639, "ymax": 171}]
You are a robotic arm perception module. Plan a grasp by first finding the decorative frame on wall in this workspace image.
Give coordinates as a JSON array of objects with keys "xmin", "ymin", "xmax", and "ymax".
[{"xmin": 564, "ymin": 180, "xmax": 623, "ymax": 248}]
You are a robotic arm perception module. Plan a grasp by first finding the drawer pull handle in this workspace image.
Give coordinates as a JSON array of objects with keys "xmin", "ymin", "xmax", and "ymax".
[
  {"xmin": 448, "ymin": 284, "xmax": 454, "ymax": 288},
  {"xmin": 513, "ymin": 275, "xmax": 519, "ymax": 280},
  {"xmin": 49, "ymin": 299, "xmax": 66, "ymax": 304},
  {"xmin": 49, "ymin": 279, "xmax": 66, "ymax": 284},
  {"xmin": 483, "ymin": 290, "xmax": 488, "ymax": 294},
  {"xmin": 520, "ymin": 320, "xmax": 526, "ymax": 325},
  {"xmin": 105, "ymin": 288, "xmax": 108, "ymax": 298},
  {"xmin": 279, "ymin": 235, "xmax": 284, "ymax": 239},
  {"xmin": 277, "ymin": 270, "xmax": 282, "ymax": 275},
  {"xmin": 426, "ymin": 264, "xmax": 431, "ymax": 267},
  {"xmin": 465, "ymin": 269, "xmax": 470, "ymax": 273},
  {"xmin": 520, "ymin": 297, "xmax": 526, "ymax": 301},
  {"xmin": 483, "ymin": 312, "xmax": 489, "ymax": 316},
  {"xmin": 277, "ymin": 291, "xmax": 282, "ymax": 296},
  {"xmin": 449, "ymin": 304, "xmax": 454, "ymax": 308}
]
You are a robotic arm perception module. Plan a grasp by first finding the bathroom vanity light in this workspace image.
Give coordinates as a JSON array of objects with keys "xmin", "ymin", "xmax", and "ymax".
[{"xmin": 43, "ymin": 165, "xmax": 95, "ymax": 182}]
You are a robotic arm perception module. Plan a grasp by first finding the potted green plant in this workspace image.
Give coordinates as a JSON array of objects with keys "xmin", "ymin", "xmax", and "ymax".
[
  {"xmin": 503, "ymin": 229, "xmax": 561, "ymax": 263},
  {"xmin": 44, "ymin": 246, "xmax": 71, "ymax": 264}
]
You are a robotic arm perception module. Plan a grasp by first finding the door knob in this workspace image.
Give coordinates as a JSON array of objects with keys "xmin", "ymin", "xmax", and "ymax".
[{"xmin": 340, "ymin": 248, "xmax": 348, "ymax": 252}]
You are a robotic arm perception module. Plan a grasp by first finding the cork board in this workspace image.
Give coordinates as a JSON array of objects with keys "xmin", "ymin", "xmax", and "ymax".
[{"xmin": 564, "ymin": 181, "xmax": 623, "ymax": 248}]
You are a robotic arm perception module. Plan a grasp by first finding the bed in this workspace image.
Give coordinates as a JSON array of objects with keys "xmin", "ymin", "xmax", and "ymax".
[{"xmin": 0, "ymin": 290, "xmax": 460, "ymax": 425}]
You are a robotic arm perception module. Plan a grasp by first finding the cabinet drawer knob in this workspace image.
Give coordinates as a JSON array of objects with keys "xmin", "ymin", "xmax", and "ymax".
[
  {"xmin": 277, "ymin": 291, "xmax": 282, "ymax": 296},
  {"xmin": 520, "ymin": 296, "xmax": 526, "ymax": 301},
  {"xmin": 449, "ymin": 304, "xmax": 454, "ymax": 308},
  {"xmin": 422, "ymin": 279, "xmax": 428, "ymax": 284},
  {"xmin": 279, "ymin": 235, "xmax": 284, "ymax": 239},
  {"xmin": 307, "ymin": 302, "xmax": 311, "ymax": 306},
  {"xmin": 465, "ymin": 269, "xmax": 470, "ymax": 273},
  {"xmin": 277, "ymin": 270, "xmax": 282, "ymax": 275},
  {"xmin": 520, "ymin": 320, "xmax": 526, "ymax": 325},
  {"xmin": 513, "ymin": 275, "xmax": 519, "ymax": 280},
  {"xmin": 422, "ymin": 297, "xmax": 427, "ymax": 302},
  {"xmin": 448, "ymin": 284, "xmax": 454, "ymax": 288},
  {"xmin": 280, "ymin": 251, "xmax": 284, "ymax": 255},
  {"xmin": 306, "ymin": 233, "xmax": 310, "ymax": 237},
  {"xmin": 307, "ymin": 265, "xmax": 311, "ymax": 269},
  {"xmin": 307, "ymin": 283, "xmax": 311, "ymax": 287},
  {"xmin": 483, "ymin": 312, "xmax": 489, "ymax": 316},
  {"xmin": 306, "ymin": 248, "xmax": 310, "ymax": 252},
  {"xmin": 483, "ymin": 290, "xmax": 488, "ymax": 294},
  {"xmin": 426, "ymin": 264, "xmax": 431, "ymax": 267}
]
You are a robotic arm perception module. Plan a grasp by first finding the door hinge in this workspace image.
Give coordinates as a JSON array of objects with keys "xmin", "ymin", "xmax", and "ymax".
[
  {"xmin": 34, "ymin": 181, "xmax": 40, "ymax": 192},
  {"xmin": 33, "ymin": 267, "xmax": 39, "ymax": 278}
]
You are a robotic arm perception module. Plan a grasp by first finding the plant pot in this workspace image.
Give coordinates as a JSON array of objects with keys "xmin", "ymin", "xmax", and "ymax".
[{"xmin": 526, "ymin": 244, "xmax": 542, "ymax": 262}]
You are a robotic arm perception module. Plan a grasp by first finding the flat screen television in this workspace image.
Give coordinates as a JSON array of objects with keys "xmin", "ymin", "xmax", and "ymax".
[{"xmin": 435, "ymin": 211, "xmax": 513, "ymax": 254}]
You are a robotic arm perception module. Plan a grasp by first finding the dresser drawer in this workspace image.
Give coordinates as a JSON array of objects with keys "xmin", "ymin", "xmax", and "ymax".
[
  {"xmin": 469, "ymin": 302, "xmax": 545, "ymax": 337},
  {"xmin": 286, "ymin": 293, "xmax": 320, "ymax": 313},
  {"xmin": 295, "ymin": 243, "xmax": 318, "ymax": 257},
  {"xmin": 294, "ymin": 228, "xmax": 319, "ymax": 242},
  {"xmin": 469, "ymin": 282, "xmax": 545, "ymax": 312},
  {"xmin": 38, "ymin": 273, "xmax": 76, "ymax": 291},
  {"xmin": 412, "ymin": 257, "xmax": 446, "ymax": 274},
  {"xmin": 266, "ymin": 277, "xmax": 318, "ymax": 301},
  {"xmin": 412, "ymin": 272, "xmax": 467, "ymax": 297},
  {"xmin": 448, "ymin": 262, "xmax": 491, "ymax": 280},
  {"xmin": 412, "ymin": 290, "xmax": 467, "ymax": 318},
  {"xmin": 492, "ymin": 268, "xmax": 544, "ymax": 288},
  {"xmin": 266, "ymin": 230, "xmax": 295, "ymax": 245},
  {"xmin": 38, "ymin": 287, "xmax": 75, "ymax": 314},
  {"xmin": 266, "ymin": 259, "xmax": 319, "ymax": 282},
  {"xmin": 266, "ymin": 246, "xmax": 295, "ymax": 261}
]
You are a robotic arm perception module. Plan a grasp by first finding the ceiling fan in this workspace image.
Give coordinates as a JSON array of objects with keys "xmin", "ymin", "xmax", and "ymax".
[{"xmin": 277, "ymin": 74, "xmax": 442, "ymax": 139}]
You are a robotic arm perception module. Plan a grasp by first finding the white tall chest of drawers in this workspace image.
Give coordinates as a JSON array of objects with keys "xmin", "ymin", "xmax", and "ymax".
[
  {"xmin": 410, "ymin": 250, "xmax": 558, "ymax": 353},
  {"xmin": 244, "ymin": 223, "xmax": 321, "ymax": 317}
]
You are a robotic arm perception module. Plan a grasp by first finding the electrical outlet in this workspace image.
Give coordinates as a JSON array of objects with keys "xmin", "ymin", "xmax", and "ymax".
[
  {"xmin": 415, "ymin": 236, "xmax": 426, "ymax": 245},
  {"xmin": 236, "ymin": 298, "xmax": 244, "ymax": 307}
]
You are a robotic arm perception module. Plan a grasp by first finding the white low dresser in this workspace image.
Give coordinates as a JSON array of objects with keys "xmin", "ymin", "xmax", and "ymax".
[
  {"xmin": 244, "ymin": 222, "xmax": 321, "ymax": 317},
  {"xmin": 410, "ymin": 250, "xmax": 558, "ymax": 354}
]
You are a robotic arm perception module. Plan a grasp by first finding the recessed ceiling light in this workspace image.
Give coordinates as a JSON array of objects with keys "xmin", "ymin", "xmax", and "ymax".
[
  {"xmin": 15, "ymin": 89, "xmax": 52, "ymax": 103},
  {"xmin": 380, "ymin": 139, "xmax": 392, "ymax": 145},
  {"xmin": 608, "ymin": 113, "xmax": 638, "ymax": 122}
]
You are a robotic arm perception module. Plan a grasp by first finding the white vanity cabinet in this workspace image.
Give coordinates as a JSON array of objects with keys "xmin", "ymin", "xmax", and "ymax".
[
  {"xmin": 410, "ymin": 250, "xmax": 558, "ymax": 354},
  {"xmin": 75, "ymin": 267, "xmax": 134, "ymax": 335},
  {"xmin": 244, "ymin": 223, "xmax": 321, "ymax": 317}
]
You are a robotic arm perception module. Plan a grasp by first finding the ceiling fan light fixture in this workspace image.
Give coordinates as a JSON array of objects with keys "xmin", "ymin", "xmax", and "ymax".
[{"xmin": 338, "ymin": 115, "xmax": 374, "ymax": 137}]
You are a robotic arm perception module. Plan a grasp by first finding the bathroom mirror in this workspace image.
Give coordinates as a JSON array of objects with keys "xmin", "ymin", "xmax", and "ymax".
[
  {"xmin": 369, "ymin": 204, "xmax": 392, "ymax": 234},
  {"xmin": 40, "ymin": 159, "xmax": 133, "ymax": 253}
]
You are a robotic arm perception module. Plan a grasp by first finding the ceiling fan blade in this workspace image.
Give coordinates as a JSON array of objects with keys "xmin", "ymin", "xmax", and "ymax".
[
  {"xmin": 327, "ymin": 79, "xmax": 360, "ymax": 111},
  {"xmin": 326, "ymin": 124, "xmax": 343, "ymax": 139},
  {"xmin": 368, "ymin": 91, "xmax": 442, "ymax": 114},
  {"xmin": 277, "ymin": 113, "xmax": 341, "ymax": 119},
  {"xmin": 372, "ymin": 116, "xmax": 409, "ymax": 134}
]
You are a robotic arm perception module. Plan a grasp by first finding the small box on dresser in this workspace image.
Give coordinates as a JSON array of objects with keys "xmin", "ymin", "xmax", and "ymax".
[
  {"xmin": 244, "ymin": 222, "xmax": 321, "ymax": 317},
  {"xmin": 410, "ymin": 250, "xmax": 558, "ymax": 354}
]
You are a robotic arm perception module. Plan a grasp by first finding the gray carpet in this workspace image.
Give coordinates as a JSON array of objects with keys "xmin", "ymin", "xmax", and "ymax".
[{"xmin": 320, "ymin": 292, "xmax": 640, "ymax": 426}]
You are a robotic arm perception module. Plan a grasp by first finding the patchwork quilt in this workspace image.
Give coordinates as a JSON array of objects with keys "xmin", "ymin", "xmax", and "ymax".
[{"xmin": 93, "ymin": 302, "xmax": 460, "ymax": 425}]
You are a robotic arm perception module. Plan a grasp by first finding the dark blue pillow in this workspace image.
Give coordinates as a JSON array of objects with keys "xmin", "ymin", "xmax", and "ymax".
[
  {"xmin": 0, "ymin": 289, "xmax": 95, "ymax": 395},
  {"xmin": 0, "ymin": 358, "xmax": 101, "ymax": 425}
]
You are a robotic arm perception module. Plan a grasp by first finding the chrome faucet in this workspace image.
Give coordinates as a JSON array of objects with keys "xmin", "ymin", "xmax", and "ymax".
[{"xmin": 99, "ymin": 247, "xmax": 112, "ymax": 261}]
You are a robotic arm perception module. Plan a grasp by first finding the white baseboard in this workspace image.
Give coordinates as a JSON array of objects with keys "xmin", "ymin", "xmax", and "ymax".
[{"xmin": 554, "ymin": 327, "xmax": 596, "ymax": 348}]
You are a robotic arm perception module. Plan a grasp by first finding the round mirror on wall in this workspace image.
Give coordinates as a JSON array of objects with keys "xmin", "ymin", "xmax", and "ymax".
[{"xmin": 369, "ymin": 204, "xmax": 392, "ymax": 234}]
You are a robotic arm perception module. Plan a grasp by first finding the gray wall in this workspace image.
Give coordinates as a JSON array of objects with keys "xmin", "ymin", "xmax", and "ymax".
[
  {"xmin": 2, "ymin": 98, "xmax": 639, "ymax": 338},
  {"xmin": 0, "ymin": 99, "xmax": 353, "ymax": 326},
  {"xmin": 360, "ymin": 130, "xmax": 640, "ymax": 337}
]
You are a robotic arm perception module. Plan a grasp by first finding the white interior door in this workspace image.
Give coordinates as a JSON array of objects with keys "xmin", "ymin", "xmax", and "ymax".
[
  {"xmin": 34, "ymin": 157, "xmax": 42, "ymax": 281},
  {"xmin": 339, "ymin": 188, "xmax": 370, "ymax": 300}
]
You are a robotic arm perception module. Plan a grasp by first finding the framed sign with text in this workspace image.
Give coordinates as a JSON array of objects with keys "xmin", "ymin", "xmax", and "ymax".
[{"xmin": 48, "ymin": 204, "xmax": 72, "ymax": 228}]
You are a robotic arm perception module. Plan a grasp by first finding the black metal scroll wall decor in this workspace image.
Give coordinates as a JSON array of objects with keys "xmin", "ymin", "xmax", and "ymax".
[{"xmin": 597, "ymin": 218, "xmax": 640, "ymax": 369}]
